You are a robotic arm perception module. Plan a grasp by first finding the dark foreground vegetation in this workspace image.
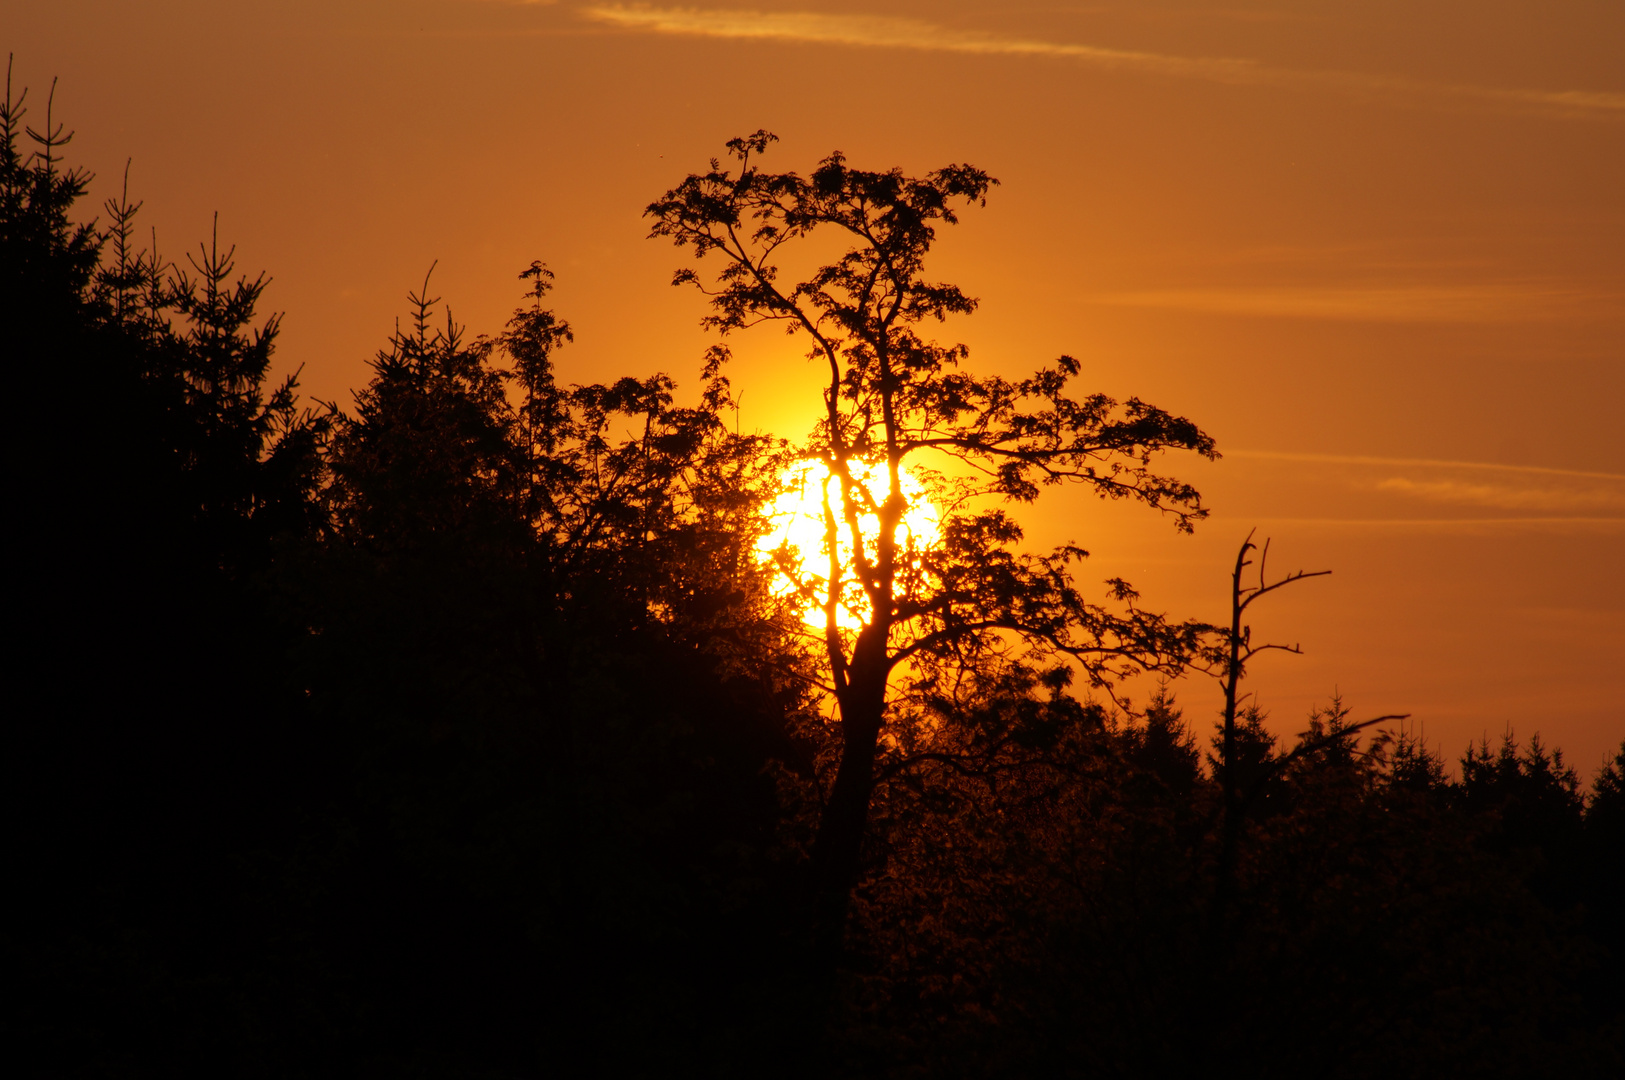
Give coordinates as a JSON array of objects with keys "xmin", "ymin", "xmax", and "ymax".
[{"xmin": 5, "ymin": 74, "xmax": 1623, "ymax": 1078}]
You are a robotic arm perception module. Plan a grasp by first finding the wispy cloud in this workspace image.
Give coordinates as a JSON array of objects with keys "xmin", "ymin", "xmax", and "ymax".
[
  {"xmin": 582, "ymin": 5, "xmax": 1625, "ymax": 117},
  {"xmin": 1247, "ymin": 516, "xmax": 1625, "ymax": 532},
  {"xmin": 1088, "ymin": 283, "xmax": 1621, "ymax": 323},
  {"xmin": 1374, "ymin": 476, "xmax": 1625, "ymax": 514},
  {"xmin": 1227, "ymin": 450, "xmax": 1625, "ymax": 483},
  {"xmin": 1225, "ymin": 450, "xmax": 1625, "ymax": 525},
  {"xmin": 585, "ymin": 5, "xmax": 1254, "ymax": 78}
]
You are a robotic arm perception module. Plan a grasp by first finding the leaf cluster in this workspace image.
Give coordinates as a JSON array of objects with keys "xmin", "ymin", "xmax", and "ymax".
[{"xmin": 649, "ymin": 133, "xmax": 1220, "ymax": 714}]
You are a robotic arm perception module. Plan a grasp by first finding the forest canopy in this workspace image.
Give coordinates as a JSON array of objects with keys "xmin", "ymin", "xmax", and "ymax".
[{"xmin": 5, "ymin": 74, "xmax": 1622, "ymax": 1079}]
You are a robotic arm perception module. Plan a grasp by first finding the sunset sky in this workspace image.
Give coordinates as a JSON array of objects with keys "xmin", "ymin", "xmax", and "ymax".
[{"xmin": 10, "ymin": 0, "xmax": 1623, "ymax": 772}]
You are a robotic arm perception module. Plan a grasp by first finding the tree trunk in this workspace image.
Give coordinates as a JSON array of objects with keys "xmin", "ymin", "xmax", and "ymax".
[{"xmin": 807, "ymin": 625, "xmax": 889, "ymax": 974}]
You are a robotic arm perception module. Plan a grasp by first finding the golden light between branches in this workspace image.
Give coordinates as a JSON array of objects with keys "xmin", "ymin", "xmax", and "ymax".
[{"xmin": 756, "ymin": 459, "xmax": 943, "ymax": 630}]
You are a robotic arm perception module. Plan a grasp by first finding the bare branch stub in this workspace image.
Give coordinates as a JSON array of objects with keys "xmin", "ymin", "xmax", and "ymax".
[{"xmin": 1213, "ymin": 530, "xmax": 1330, "ymax": 922}]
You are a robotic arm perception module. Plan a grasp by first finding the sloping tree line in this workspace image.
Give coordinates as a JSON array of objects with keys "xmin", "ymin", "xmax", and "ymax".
[{"xmin": 5, "ymin": 72, "xmax": 1622, "ymax": 1078}]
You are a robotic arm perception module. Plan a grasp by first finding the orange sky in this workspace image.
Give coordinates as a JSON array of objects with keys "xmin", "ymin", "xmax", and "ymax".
[{"xmin": 9, "ymin": 0, "xmax": 1623, "ymax": 774}]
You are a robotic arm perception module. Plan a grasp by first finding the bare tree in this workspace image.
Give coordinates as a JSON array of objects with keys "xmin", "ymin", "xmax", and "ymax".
[{"xmin": 1210, "ymin": 530, "xmax": 1407, "ymax": 920}]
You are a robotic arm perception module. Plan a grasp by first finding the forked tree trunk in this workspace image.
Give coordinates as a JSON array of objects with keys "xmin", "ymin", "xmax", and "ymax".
[{"xmin": 807, "ymin": 625, "xmax": 890, "ymax": 972}]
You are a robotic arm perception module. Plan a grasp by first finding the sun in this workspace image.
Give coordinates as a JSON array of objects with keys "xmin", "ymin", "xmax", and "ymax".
[{"xmin": 757, "ymin": 458, "xmax": 942, "ymax": 630}]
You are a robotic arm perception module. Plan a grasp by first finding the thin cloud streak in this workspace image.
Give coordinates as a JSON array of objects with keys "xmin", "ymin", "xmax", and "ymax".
[
  {"xmin": 1373, "ymin": 477, "xmax": 1625, "ymax": 514},
  {"xmin": 582, "ymin": 5, "xmax": 1625, "ymax": 116},
  {"xmin": 584, "ymin": 5, "xmax": 1255, "ymax": 78},
  {"xmin": 1243, "ymin": 517, "xmax": 1625, "ymax": 531},
  {"xmin": 1226, "ymin": 450, "xmax": 1625, "ymax": 483},
  {"xmin": 1089, "ymin": 283, "xmax": 1621, "ymax": 323}
]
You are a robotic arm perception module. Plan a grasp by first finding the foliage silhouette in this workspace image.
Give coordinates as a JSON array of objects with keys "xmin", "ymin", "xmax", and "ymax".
[
  {"xmin": 648, "ymin": 131, "xmax": 1220, "ymax": 969},
  {"xmin": 306, "ymin": 255, "xmax": 819, "ymax": 1070},
  {"xmin": 4, "ymin": 59, "xmax": 333, "ymax": 1073},
  {"xmin": 5, "ymin": 74, "xmax": 1623, "ymax": 1078}
]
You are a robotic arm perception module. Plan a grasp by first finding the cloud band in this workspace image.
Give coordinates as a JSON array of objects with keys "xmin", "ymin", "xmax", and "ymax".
[{"xmin": 583, "ymin": 5, "xmax": 1625, "ymax": 117}]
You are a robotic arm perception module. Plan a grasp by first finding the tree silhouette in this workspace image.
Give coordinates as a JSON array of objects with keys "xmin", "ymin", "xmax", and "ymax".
[
  {"xmin": 648, "ymin": 131, "xmax": 1220, "ymax": 961},
  {"xmin": 4, "ymin": 63, "xmax": 335, "ymax": 1072},
  {"xmin": 1206, "ymin": 531, "xmax": 1407, "ymax": 919},
  {"xmin": 311, "ymin": 263, "xmax": 809, "ymax": 1068},
  {"xmin": 9, "ymin": 76, "xmax": 1624, "ymax": 1073}
]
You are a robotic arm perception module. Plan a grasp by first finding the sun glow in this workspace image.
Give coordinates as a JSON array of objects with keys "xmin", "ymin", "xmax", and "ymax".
[{"xmin": 757, "ymin": 459, "xmax": 942, "ymax": 630}]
